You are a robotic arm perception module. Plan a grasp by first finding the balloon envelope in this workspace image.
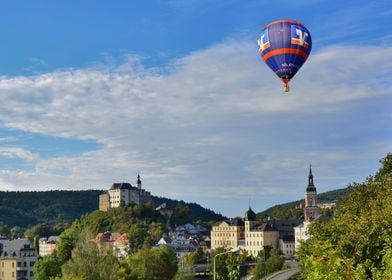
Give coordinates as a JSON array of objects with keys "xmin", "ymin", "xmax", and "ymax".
[{"xmin": 258, "ymin": 19, "xmax": 312, "ymax": 91}]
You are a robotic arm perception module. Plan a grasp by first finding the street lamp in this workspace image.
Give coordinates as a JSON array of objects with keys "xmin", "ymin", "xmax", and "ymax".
[{"xmin": 213, "ymin": 247, "xmax": 240, "ymax": 280}]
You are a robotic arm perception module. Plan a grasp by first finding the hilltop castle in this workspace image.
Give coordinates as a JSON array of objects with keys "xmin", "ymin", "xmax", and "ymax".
[{"xmin": 99, "ymin": 174, "xmax": 151, "ymax": 211}]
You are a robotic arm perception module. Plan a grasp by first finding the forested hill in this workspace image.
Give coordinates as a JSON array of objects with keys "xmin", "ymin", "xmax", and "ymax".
[
  {"xmin": 0, "ymin": 190, "xmax": 225, "ymax": 229},
  {"xmin": 256, "ymin": 187, "xmax": 349, "ymax": 220}
]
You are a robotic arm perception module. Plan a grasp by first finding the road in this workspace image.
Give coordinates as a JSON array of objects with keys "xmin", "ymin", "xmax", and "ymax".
[
  {"xmin": 240, "ymin": 260, "xmax": 300, "ymax": 280},
  {"xmin": 265, "ymin": 267, "xmax": 300, "ymax": 280}
]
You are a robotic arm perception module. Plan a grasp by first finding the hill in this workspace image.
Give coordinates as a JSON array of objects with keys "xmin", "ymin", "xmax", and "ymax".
[
  {"xmin": 0, "ymin": 190, "xmax": 225, "ymax": 233},
  {"xmin": 256, "ymin": 187, "xmax": 349, "ymax": 220}
]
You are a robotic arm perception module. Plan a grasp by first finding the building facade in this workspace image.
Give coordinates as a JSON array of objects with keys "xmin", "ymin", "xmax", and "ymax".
[
  {"xmin": 279, "ymin": 236, "xmax": 295, "ymax": 259},
  {"xmin": 211, "ymin": 219, "xmax": 245, "ymax": 250},
  {"xmin": 39, "ymin": 236, "xmax": 58, "ymax": 257},
  {"xmin": 0, "ymin": 238, "xmax": 37, "ymax": 280},
  {"xmin": 244, "ymin": 208, "xmax": 279, "ymax": 258},
  {"xmin": 99, "ymin": 174, "xmax": 151, "ymax": 211},
  {"xmin": 0, "ymin": 259, "xmax": 16, "ymax": 280},
  {"xmin": 211, "ymin": 208, "xmax": 281, "ymax": 258}
]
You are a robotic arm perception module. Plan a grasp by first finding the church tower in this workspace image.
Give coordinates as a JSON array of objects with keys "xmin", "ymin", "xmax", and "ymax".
[
  {"xmin": 304, "ymin": 165, "xmax": 320, "ymax": 221},
  {"xmin": 244, "ymin": 207, "xmax": 257, "ymax": 232}
]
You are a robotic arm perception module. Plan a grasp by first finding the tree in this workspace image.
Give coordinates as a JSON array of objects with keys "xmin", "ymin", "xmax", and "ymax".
[
  {"xmin": 171, "ymin": 204, "xmax": 190, "ymax": 226},
  {"xmin": 184, "ymin": 246, "xmax": 206, "ymax": 265},
  {"xmin": 297, "ymin": 154, "xmax": 392, "ymax": 279},
  {"xmin": 33, "ymin": 257, "xmax": 62, "ymax": 280},
  {"xmin": 61, "ymin": 242, "xmax": 118, "ymax": 280},
  {"xmin": 121, "ymin": 245, "xmax": 178, "ymax": 280},
  {"xmin": 128, "ymin": 222, "xmax": 149, "ymax": 253},
  {"xmin": 251, "ymin": 249, "xmax": 284, "ymax": 279}
]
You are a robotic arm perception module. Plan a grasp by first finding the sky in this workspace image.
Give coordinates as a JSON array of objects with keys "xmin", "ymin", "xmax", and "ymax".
[{"xmin": 0, "ymin": 0, "xmax": 391, "ymax": 218}]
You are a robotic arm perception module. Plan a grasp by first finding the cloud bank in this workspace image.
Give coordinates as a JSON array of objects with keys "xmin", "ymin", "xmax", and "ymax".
[{"xmin": 0, "ymin": 41, "xmax": 391, "ymax": 216}]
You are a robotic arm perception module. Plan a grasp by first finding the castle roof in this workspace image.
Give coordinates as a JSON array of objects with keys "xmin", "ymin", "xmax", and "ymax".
[{"xmin": 110, "ymin": 183, "xmax": 133, "ymax": 190}]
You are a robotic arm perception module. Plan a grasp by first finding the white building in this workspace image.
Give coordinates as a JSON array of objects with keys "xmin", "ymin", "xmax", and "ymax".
[
  {"xmin": 0, "ymin": 238, "xmax": 37, "ymax": 280},
  {"xmin": 294, "ymin": 221, "xmax": 311, "ymax": 251},
  {"xmin": 39, "ymin": 236, "xmax": 58, "ymax": 257},
  {"xmin": 279, "ymin": 236, "xmax": 295, "ymax": 259},
  {"xmin": 99, "ymin": 174, "xmax": 151, "ymax": 211}
]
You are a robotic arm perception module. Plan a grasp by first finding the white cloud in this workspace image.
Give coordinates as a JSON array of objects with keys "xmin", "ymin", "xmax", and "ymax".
[
  {"xmin": 0, "ymin": 41, "xmax": 390, "ymax": 216},
  {"xmin": 0, "ymin": 147, "xmax": 38, "ymax": 163}
]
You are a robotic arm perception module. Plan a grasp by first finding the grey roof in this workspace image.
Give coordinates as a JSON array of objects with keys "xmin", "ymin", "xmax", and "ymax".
[
  {"xmin": 281, "ymin": 235, "xmax": 295, "ymax": 242},
  {"xmin": 228, "ymin": 218, "xmax": 244, "ymax": 226},
  {"xmin": 272, "ymin": 219, "xmax": 302, "ymax": 232},
  {"xmin": 255, "ymin": 223, "xmax": 278, "ymax": 232},
  {"xmin": 110, "ymin": 183, "xmax": 133, "ymax": 190}
]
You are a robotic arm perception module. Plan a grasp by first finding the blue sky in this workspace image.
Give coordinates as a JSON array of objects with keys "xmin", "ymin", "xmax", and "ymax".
[{"xmin": 0, "ymin": 0, "xmax": 391, "ymax": 217}]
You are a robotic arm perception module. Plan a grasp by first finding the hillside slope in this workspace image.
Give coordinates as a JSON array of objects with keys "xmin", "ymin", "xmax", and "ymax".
[
  {"xmin": 0, "ymin": 190, "xmax": 225, "ymax": 230},
  {"xmin": 256, "ymin": 187, "xmax": 349, "ymax": 220}
]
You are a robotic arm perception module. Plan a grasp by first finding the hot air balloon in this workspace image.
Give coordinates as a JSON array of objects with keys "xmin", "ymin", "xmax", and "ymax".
[{"xmin": 258, "ymin": 19, "xmax": 312, "ymax": 92}]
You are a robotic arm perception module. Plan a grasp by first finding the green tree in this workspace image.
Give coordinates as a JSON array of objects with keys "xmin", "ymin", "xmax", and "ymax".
[
  {"xmin": 251, "ymin": 249, "xmax": 284, "ymax": 279},
  {"xmin": 61, "ymin": 242, "xmax": 118, "ymax": 280},
  {"xmin": 171, "ymin": 204, "xmax": 190, "ymax": 226},
  {"xmin": 121, "ymin": 245, "xmax": 178, "ymax": 280},
  {"xmin": 128, "ymin": 222, "xmax": 149, "ymax": 252},
  {"xmin": 226, "ymin": 253, "xmax": 240, "ymax": 280},
  {"xmin": 184, "ymin": 246, "xmax": 206, "ymax": 265},
  {"xmin": 24, "ymin": 223, "xmax": 52, "ymax": 241},
  {"xmin": 297, "ymin": 154, "xmax": 392, "ymax": 279},
  {"xmin": 33, "ymin": 257, "xmax": 62, "ymax": 280}
]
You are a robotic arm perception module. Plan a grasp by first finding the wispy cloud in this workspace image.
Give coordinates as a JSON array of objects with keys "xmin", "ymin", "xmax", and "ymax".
[{"xmin": 0, "ymin": 41, "xmax": 390, "ymax": 216}]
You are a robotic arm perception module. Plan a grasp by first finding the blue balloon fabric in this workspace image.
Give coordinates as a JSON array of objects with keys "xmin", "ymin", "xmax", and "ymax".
[{"xmin": 258, "ymin": 19, "xmax": 312, "ymax": 90}]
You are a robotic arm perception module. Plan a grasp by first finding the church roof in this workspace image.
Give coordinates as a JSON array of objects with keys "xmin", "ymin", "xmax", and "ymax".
[
  {"xmin": 244, "ymin": 207, "xmax": 256, "ymax": 221},
  {"xmin": 306, "ymin": 165, "xmax": 317, "ymax": 192}
]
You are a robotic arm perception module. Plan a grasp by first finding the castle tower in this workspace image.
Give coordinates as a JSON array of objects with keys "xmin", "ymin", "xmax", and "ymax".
[
  {"xmin": 304, "ymin": 165, "xmax": 320, "ymax": 221},
  {"xmin": 136, "ymin": 173, "xmax": 142, "ymax": 189}
]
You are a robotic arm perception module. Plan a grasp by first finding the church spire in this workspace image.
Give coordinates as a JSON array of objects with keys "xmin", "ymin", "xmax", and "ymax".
[{"xmin": 307, "ymin": 164, "xmax": 316, "ymax": 191}]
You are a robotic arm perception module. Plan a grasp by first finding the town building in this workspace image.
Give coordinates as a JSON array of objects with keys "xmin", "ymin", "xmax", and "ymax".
[
  {"xmin": 279, "ymin": 236, "xmax": 295, "ymax": 259},
  {"xmin": 91, "ymin": 232, "xmax": 129, "ymax": 259},
  {"xmin": 99, "ymin": 174, "xmax": 151, "ymax": 211},
  {"xmin": 294, "ymin": 166, "xmax": 321, "ymax": 251},
  {"xmin": 0, "ymin": 238, "xmax": 37, "ymax": 280},
  {"xmin": 157, "ymin": 237, "xmax": 196, "ymax": 258},
  {"xmin": 211, "ymin": 218, "xmax": 245, "ymax": 250},
  {"xmin": 0, "ymin": 259, "xmax": 16, "ymax": 280},
  {"xmin": 211, "ymin": 168, "xmax": 317, "ymax": 258},
  {"xmin": 39, "ymin": 236, "xmax": 58, "ymax": 257},
  {"xmin": 243, "ymin": 208, "xmax": 281, "ymax": 258}
]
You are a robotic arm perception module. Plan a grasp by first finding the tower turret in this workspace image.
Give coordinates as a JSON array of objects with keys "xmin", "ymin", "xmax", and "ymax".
[{"xmin": 136, "ymin": 173, "xmax": 142, "ymax": 189}]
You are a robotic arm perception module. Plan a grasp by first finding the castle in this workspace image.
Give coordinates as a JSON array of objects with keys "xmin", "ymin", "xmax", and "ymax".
[{"xmin": 99, "ymin": 174, "xmax": 151, "ymax": 211}]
